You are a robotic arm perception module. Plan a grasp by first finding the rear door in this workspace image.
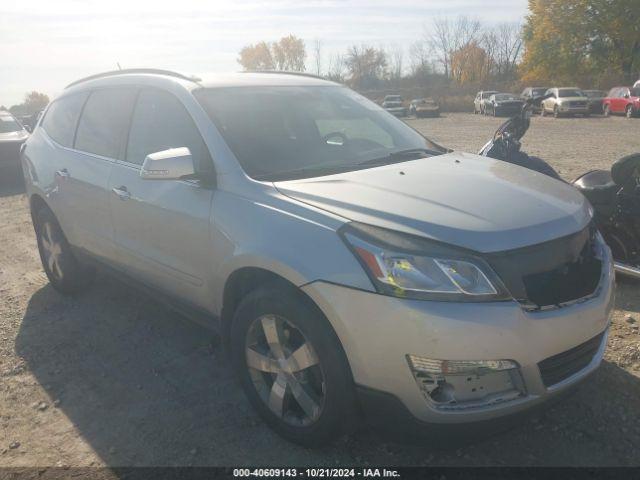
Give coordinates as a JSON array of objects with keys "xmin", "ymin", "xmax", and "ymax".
[
  {"xmin": 108, "ymin": 87, "xmax": 215, "ymax": 308},
  {"xmin": 59, "ymin": 87, "xmax": 137, "ymax": 260}
]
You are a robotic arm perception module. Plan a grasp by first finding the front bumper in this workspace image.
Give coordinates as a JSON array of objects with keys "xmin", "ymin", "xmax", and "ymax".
[
  {"xmin": 301, "ymin": 258, "xmax": 614, "ymax": 426},
  {"xmin": 384, "ymin": 107, "xmax": 407, "ymax": 117},
  {"xmin": 558, "ymin": 104, "xmax": 589, "ymax": 114}
]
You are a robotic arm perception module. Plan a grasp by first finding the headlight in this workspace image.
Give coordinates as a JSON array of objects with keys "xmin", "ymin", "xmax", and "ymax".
[{"xmin": 340, "ymin": 223, "xmax": 510, "ymax": 301}]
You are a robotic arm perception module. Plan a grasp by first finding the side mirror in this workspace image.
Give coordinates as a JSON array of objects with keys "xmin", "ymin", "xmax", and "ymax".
[
  {"xmin": 624, "ymin": 93, "xmax": 631, "ymax": 99},
  {"xmin": 140, "ymin": 147, "xmax": 195, "ymax": 180}
]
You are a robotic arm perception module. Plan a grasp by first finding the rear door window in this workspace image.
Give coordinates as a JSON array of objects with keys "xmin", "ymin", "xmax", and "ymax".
[
  {"xmin": 75, "ymin": 88, "xmax": 138, "ymax": 159},
  {"xmin": 41, "ymin": 92, "xmax": 88, "ymax": 147},
  {"xmin": 125, "ymin": 88, "xmax": 210, "ymax": 170}
]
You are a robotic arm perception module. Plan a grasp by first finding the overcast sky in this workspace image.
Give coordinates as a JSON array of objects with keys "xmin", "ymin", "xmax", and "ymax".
[{"xmin": 0, "ymin": 0, "xmax": 528, "ymax": 106}]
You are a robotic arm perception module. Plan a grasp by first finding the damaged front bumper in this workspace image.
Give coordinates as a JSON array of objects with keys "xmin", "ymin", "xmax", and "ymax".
[{"xmin": 301, "ymin": 247, "xmax": 614, "ymax": 427}]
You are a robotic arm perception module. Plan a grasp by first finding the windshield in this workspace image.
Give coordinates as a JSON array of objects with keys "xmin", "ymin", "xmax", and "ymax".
[
  {"xmin": 195, "ymin": 86, "xmax": 443, "ymax": 181},
  {"xmin": 384, "ymin": 96, "xmax": 402, "ymax": 102},
  {"xmin": 632, "ymin": 87, "xmax": 640, "ymax": 97},
  {"xmin": 0, "ymin": 115, "xmax": 23, "ymax": 133},
  {"xmin": 532, "ymin": 88, "xmax": 547, "ymax": 96},
  {"xmin": 558, "ymin": 89, "xmax": 584, "ymax": 98},
  {"xmin": 481, "ymin": 91, "xmax": 498, "ymax": 99},
  {"xmin": 494, "ymin": 94, "xmax": 518, "ymax": 101}
]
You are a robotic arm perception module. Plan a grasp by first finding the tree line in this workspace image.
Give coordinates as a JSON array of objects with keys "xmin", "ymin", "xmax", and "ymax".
[{"xmin": 238, "ymin": 0, "xmax": 639, "ymax": 92}]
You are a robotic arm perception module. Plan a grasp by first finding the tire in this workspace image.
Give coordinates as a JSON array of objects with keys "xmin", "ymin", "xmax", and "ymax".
[
  {"xmin": 493, "ymin": 107, "xmax": 497, "ymax": 117},
  {"xmin": 230, "ymin": 285, "xmax": 357, "ymax": 447},
  {"xmin": 34, "ymin": 205, "xmax": 95, "ymax": 295},
  {"xmin": 540, "ymin": 107, "xmax": 545, "ymax": 117},
  {"xmin": 553, "ymin": 106, "xmax": 560, "ymax": 118},
  {"xmin": 626, "ymin": 105, "xmax": 634, "ymax": 119},
  {"xmin": 603, "ymin": 104, "xmax": 610, "ymax": 117}
]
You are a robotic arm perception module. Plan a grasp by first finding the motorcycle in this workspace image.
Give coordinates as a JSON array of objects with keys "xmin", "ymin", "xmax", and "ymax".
[{"xmin": 479, "ymin": 95, "xmax": 640, "ymax": 280}]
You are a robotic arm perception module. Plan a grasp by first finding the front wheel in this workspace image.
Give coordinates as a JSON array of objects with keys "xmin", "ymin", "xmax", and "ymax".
[
  {"xmin": 603, "ymin": 104, "xmax": 611, "ymax": 117},
  {"xmin": 34, "ymin": 206, "xmax": 95, "ymax": 295},
  {"xmin": 540, "ymin": 107, "xmax": 546, "ymax": 117},
  {"xmin": 230, "ymin": 286, "xmax": 357, "ymax": 446},
  {"xmin": 553, "ymin": 106, "xmax": 560, "ymax": 118}
]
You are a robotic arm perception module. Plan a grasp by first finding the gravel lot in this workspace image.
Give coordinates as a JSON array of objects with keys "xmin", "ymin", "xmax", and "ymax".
[{"xmin": 1, "ymin": 113, "xmax": 639, "ymax": 467}]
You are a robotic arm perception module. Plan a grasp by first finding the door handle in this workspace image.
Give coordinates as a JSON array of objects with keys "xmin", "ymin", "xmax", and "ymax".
[
  {"xmin": 112, "ymin": 185, "xmax": 131, "ymax": 200},
  {"xmin": 55, "ymin": 168, "xmax": 70, "ymax": 179}
]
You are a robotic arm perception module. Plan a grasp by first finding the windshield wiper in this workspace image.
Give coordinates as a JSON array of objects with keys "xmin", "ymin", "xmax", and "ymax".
[{"xmin": 356, "ymin": 147, "xmax": 443, "ymax": 167}]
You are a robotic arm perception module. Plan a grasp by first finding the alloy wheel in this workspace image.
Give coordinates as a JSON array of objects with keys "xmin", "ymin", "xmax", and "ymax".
[
  {"xmin": 245, "ymin": 314, "xmax": 325, "ymax": 427},
  {"xmin": 40, "ymin": 221, "xmax": 64, "ymax": 281}
]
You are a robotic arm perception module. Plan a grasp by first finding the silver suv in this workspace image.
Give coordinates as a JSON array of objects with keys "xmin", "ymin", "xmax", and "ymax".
[{"xmin": 22, "ymin": 69, "xmax": 614, "ymax": 446}]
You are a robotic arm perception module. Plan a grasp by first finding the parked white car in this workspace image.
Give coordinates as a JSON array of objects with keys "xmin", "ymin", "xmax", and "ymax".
[
  {"xmin": 22, "ymin": 69, "xmax": 614, "ymax": 446},
  {"xmin": 541, "ymin": 87, "xmax": 590, "ymax": 117}
]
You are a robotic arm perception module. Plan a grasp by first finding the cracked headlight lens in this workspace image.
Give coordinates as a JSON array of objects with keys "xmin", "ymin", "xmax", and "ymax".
[{"xmin": 341, "ymin": 223, "xmax": 509, "ymax": 301}]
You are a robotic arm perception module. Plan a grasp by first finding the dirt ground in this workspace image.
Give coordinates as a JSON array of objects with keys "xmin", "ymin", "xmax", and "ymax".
[{"xmin": 1, "ymin": 113, "xmax": 639, "ymax": 467}]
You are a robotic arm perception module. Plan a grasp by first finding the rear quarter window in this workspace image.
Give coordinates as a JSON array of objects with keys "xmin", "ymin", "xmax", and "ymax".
[
  {"xmin": 41, "ymin": 92, "xmax": 88, "ymax": 147},
  {"xmin": 74, "ymin": 88, "xmax": 138, "ymax": 159}
]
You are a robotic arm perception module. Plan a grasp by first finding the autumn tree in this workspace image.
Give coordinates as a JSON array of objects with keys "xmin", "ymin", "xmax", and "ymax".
[
  {"xmin": 521, "ymin": 0, "xmax": 639, "ymax": 84},
  {"xmin": 451, "ymin": 41, "xmax": 490, "ymax": 84},
  {"xmin": 428, "ymin": 16, "xmax": 482, "ymax": 79},
  {"xmin": 344, "ymin": 45, "xmax": 388, "ymax": 89},
  {"xmin": 237, "ymin": 35, "xmax": 306, "ymax": 72},
  {"xmin": 237, "ymin": 41, "xmax": 274, "ymax": 71}
]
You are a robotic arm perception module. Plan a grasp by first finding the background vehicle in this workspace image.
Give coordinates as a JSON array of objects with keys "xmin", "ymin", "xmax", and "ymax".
[
  {"xmin": 584, "ymin": 90, "xmax": 607, "ymax": 114},
  {"xmin": 521, "ymin": 87, "xmax": 548, "ymax": 113},
  {"xmin": 603, "ymin": 87, "xmax": 640, "ymax": 118},
  {"xmin": 409, "ymin": 98, "xmax": 439, "ymax": 117},
  {"xmin": 574, "ymin": 154, "xmax": 640, "ymax": 279},
  {"xmin": 0, "ymin": 111, "xmax": 30, "ymax": 177},
  {"xmin": 486, "ymin": 93, "xmax": 524, "ymax": 117},
  {"xmin": 23, "ymin": 70, "xmax": 613, "ymax": 447},
  {"xmin": 381, "ymin": 94, "xmax": 406, "ymax": 116},
  {"xmin": 540, "ymin": 87, "xmax": 590, "ymax": 118},
  {"xmin": 473, "ymin": 90, "xmax": 498, "ymax": 114}
]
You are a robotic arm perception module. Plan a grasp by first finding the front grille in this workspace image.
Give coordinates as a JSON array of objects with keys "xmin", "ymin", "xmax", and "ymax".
[
  {"xmin": 485, "ymin": 224, "xmax": 602, "ymax": 309},
  {"xmin": 569, "ymin": 101, "xmax": 587, "ymax": 107},
  {"xmin": 538, "ymin": 332, "xmax": 604, "ymax": 387}
]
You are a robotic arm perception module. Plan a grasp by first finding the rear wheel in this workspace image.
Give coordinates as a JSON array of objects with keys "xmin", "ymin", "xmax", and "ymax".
[
  {"xmin": 626, "ymin": 105, "xmax": 634, "ymax": 118},
  {"xmin": 603, "ymin": 104, "xmax": 611, "ymax": 117},
  {"xmin": 34, "ymin": 206, "xmax": 95, "ymax": 295},
  {"xmin": 230, "ymin": 285, "xmax": 357, "ymax": 446}
]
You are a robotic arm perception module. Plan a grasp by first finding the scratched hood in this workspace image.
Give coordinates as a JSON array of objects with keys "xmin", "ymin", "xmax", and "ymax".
[{"xmin": 275, "ymin": 152, "xmax": 592, "ymax": 253}]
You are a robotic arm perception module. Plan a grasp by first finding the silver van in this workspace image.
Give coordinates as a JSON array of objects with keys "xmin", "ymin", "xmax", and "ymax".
[{"xmin": 22, "ymin": 69, "xmax": 614, "ymax": 446}]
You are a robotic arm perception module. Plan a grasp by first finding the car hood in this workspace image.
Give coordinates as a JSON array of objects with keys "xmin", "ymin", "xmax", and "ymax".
[
  {"xmin": 0, "ymin": 130, "xmax": 28, "ymax": 143},
  {"xmin": 275, "ymin": 152, "xmax": 591, "ymax": 253}
]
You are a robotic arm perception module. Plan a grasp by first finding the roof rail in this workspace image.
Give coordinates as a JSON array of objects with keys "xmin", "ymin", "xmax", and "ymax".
[
  {"xmin": 242, "ymin": 70, "xmax": 326, "ymax": 80},
  {"xmin": 65, "ymin": 69, "xmax": 201, "ymax": 89}
]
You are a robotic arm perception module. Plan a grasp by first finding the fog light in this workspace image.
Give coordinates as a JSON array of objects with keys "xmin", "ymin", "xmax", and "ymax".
[{"xmin": 407, "ymin": 355, "xmax": 526, "ymax": 410}]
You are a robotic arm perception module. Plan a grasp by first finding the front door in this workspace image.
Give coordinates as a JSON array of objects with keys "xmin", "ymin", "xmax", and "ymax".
[{"xmin": 108, "ymin": 88, "xmax": 215, "ymax": 309}]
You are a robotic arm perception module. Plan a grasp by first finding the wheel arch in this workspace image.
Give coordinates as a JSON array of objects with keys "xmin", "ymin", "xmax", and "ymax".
[
  {"xmin": 219, "ymin": 266, "xmax": 355, "ymax": 384},
  {"xmin": 29, "ymin": 193, "xmax": 51, "ymax": 223}
]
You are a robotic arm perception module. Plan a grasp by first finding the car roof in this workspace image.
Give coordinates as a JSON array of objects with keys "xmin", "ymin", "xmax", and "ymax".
[{"xmin": 63, "ymin": 69, "xmax": 338, "ymax": 96}]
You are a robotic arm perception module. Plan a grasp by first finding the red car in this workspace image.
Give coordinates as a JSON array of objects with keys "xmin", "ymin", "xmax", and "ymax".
[{"xmin": 603, "ymin": 86, "xmax": 640, "ymax": 118}]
